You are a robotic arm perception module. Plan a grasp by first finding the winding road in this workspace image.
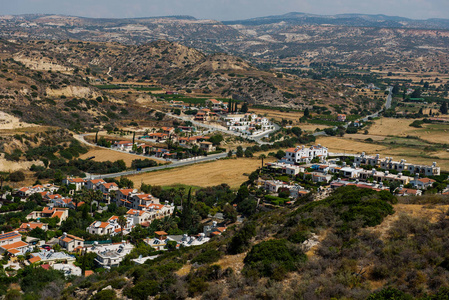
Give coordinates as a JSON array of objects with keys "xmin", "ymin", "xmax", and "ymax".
[{"xmin": 312, "ymin": 86, "xmax": 392, "ymax": 137}]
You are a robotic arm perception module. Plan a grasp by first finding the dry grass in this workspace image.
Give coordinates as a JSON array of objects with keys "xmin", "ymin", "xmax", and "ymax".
[
  {"xmin": 300, "ymin": 124, "xmax": 333, "ymax": 132},
  {"xmin": 343, "ymin": 134, "xmax": 386, "ymax": 141},
  {"xmin": 367, "ymin": 118, "xmax": 449, "ymax": 144},
  {"xmin": 79, "ymin": 148, "xmax": 161, "ymax": 167},
  {"xmin": 250, "ymin": 107, "xmax": 304, "ymax": 123},
  {"xmin": 124, "ymin": 157, "xmax": 272, "ymax": 189},
  {"xmin": 316, "ymin": 136, "xmax": 449, "ymax": 170},
  {"xmin": 215, "ymin": 252, "xmax": 247, "ymax": 274},
  {"xmin": 369, "ymin": 204, "xmax": 449, "ymax": 240},
  {"xmin": 368, "ymin": 118, "xmax": 416, "ymax": 136},
  {"xmin": 315, "ymin": 136, "xmax": 388, "ymax": 154},
  {"xmin": 175, "ymin": 264, "xmax": 192, "ymax": 276}
]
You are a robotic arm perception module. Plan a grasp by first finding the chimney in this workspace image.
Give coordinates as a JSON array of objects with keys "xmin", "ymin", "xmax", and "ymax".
[
  {"xmin": 385, "ymin": 171, "xmax": 389, "ymax": 175},
  {"xmin": 398, "ymin": 173, "xmax": 402, "ymax": 178}
]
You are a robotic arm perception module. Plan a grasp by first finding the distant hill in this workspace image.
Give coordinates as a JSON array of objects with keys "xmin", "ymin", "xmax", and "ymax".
[{"xmin": 223, "ymin": 12, "xmax": 449, "ymax": 29}]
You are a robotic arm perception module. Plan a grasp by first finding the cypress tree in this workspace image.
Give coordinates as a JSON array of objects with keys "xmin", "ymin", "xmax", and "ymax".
[{"xmin": 440, "ymin": 102, "xmax": 448, "ymax": 114}]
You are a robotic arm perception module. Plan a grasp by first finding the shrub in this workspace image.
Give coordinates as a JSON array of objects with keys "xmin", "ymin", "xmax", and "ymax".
[
  {"xmin": 192, "ymin": 249, "xmax": 222, "ymax": 265},
  {"xmin": 126, "ymin": 280, "xmax": 159, "ymax": 300},
  {"xmin": 92, "ymin": 289, "xmax": 117, "ymax": 300},
  {"xmin": 367, "ymin": 287, "xmax": 412, "ymax": 300},
  {"xmin": 243, "ymin": 239, "xmax": 306, "ymax": 280},
  {"xmin": 9, "ymin": 171, "xmax": 25, "ymax": 182}
]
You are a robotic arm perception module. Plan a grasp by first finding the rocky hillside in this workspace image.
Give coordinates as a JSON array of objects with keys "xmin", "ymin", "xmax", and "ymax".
[
  {"xmin": 2, "ymin": 14, "xmax": 449, "ymax": 71},
  {"xmin": 1, "ymin": 39, "xmax": 374, "ymax": 117}
]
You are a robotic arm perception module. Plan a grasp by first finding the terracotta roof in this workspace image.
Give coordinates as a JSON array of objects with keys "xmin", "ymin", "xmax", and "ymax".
[
  {"xmin": 8, "ymin": 248, "xmax": 21, "ymax": 255},
  {"xmin": 52, "ymin": 211, "xmax": 64, "ymax": 219},
  {"xmin": 102, "ymin": 183, "xmax": 118, "ymax": 188},
  {"xmin": 89, "ymin": 179, "xmax": 106, "ymax": 184},
  {"xmin": 148, "ymin": 204, "xmax": 164, "ymax": 210},
  {"xmin": 1, "ymin": 241, "xmax": 28, "ymax": 250},
  {"xmin": 84, "ymin": 270, "xmax": 94, "ymax": 277},
  {"xmin": 155, "ymin": 231, "xmax": 168, "ymax": 236},
  {"xmin": 60, "ymin": 234, "xmax": 84, "ymax": 242},
  {"xmin": 397, "ymin": 188, "xmax": 419, "ymax": 195},
  {"xmin": 18, "ymin": 223, "xmax": 44, "ymax": 231},
  {"xmin": 68, "ymin": 178, "xmax": 85, "ymax": 183},
  {"xmin": 41, "ymin": 264, "xmax": 51, "ymax": 270},
  {"xmin": 29, "ymin": 256, "xmax": 41, "ymax": 263},
  {"xmin": 417, "ymin": 178, "xmax": 436, "ymax": 184},
  {"xmin": 0, "ymin": 231, "xmax": 21, "ymax": 241},
  {"xmin": 19, "ymin": 187, "xmax": 29, "ymax": 192}
]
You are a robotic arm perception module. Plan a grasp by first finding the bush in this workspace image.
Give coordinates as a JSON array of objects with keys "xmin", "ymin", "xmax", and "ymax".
[
  {"xmin": 9, "ymin": 171, "xmax": 25, "ymax": 182},
  {"xmin": 288, "ymin": 230, "xmax": 309, "ymax": 244},
  {"xmin": 192, "ymin": 249, "xmax": 222, "ymax": 265},
  {"xmin": 367, "ymin": 287, "xmax": 412, "ymax": 300},
  {"xmin": 92, "ymin": 289, "xmax": 117, "ymax": 300},
  {"xmin": 243, "ymin": 239, "xmax": 306, "ymax": 280},
  {"xmin": 409, "ymin": 120, "xmax": 424, "ymax": 128},
  {"xmin": 126, "ymin": 280, "xmax": 159, "ymax": 300}
]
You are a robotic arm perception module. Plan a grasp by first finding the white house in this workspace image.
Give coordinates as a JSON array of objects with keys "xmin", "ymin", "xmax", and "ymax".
[
  {"xmin": 0, "ymin": 231, "xmax": 29, "ymax": 255},
  {"xmin": 86, "ymin": 216, "xmax": 134, "ymax": 236},
  {"xmin": 62, "ymin": 178, "xmax": 86, "ymax": 191},
  {"xmin": 409, "ymin": 176, "xmax": 436, "ymax": 190},
  {"xmin": 85, "ymin": 179, "xmax": 107, "ymax": 190},
  {"xmin": 380, "ymin": 157, "xmax": 440, "ymax": 176},
  {"xmin": 58, "ymin": 233, "xmax": 84, "ymax": 252},
  {"xmin": 283, "ymin": 145, "xmax": 328, "ymax": 164}
]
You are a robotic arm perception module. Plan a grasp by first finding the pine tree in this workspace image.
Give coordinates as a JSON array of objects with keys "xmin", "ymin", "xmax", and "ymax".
[
  {"xmin": 95, "ymin": 131, "xmax": 98, "ymax": 144},
  {"xmin": 132, "ymin": 131, "xmax": 135, "ymax": 144}
]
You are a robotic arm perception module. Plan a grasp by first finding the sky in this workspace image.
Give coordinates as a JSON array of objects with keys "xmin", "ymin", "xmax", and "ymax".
[{"xmin": 2, "ymin": 0, "xmax": 449, "ymax": 21}]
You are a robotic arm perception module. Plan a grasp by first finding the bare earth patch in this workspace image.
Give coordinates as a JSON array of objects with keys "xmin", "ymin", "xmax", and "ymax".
[
  {"xmin": 79, "ymin": 148, "xmax": 161, "ymax": 168},
  {"xmin": 216, "ymin": 252, "xmax": 247, "ymax": 274},
  {"xmin": 0, "ymin": 111, "xmax": 39, "ymax": 130},
  {"xmin": 0, "ymin": 154, "xmax": 44, "ymax": 172}
]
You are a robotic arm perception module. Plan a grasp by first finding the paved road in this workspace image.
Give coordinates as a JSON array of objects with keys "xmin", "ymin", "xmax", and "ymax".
[
  {"xmin": 75, "ymin": 133, "xmax": 229, "ymax": 179},
  {"xmin": 85, "ymin": 152, "xmax": 228, "ymax": 180},
  {"xmin": 385, "ymin": 86, "xmax": 393, "ymax": 110}
]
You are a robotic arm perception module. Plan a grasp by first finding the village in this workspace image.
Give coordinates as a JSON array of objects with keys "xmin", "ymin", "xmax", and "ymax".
[{"xmin": 1, "ymin": 137, "xmax": 448, "ymax": 278}]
